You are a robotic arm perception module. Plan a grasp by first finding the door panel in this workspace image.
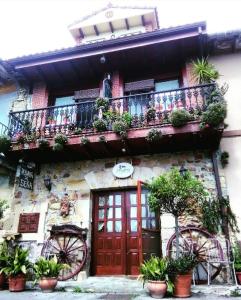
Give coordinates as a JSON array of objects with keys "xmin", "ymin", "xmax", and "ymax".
[{"xmin": 93, "ymin": 190, "xmax": 160, "ymax": 275}]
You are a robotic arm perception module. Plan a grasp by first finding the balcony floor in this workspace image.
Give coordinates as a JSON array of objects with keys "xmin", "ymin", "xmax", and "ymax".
[{"xmin": 8, "ymin": 121, "xmax": 223, "ymax": 163}]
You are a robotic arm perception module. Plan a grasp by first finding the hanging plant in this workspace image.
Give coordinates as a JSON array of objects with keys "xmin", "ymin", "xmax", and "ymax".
[
  {"xmin": 0, "ymin": 199, "xmax": 8, "ymax": 219},
  {"xmin": 170, "ymin": 109, "xmax": 191, "ymax": 127},
  {"xmin": 37, "ymin": 138, "xmax": 50, "ymax": 150},
  {"xmin": 53, "ymin": 143, "xmax": 64, "ymax": 152},
  {"xmin": 93, "ymin": 119, "xmax": 107, "ymax": 132},
  {"xmin": 146, "ymin": 128, "xmax": 162, "ymax": 143},
  {"xmin": 145, "ymin": 107, "xmax": 156, "ymax": 122},
  {"xmin": 200, "ymin": 102, "xmax": 227, "ymax": 128},
  {"xmin": 81, "ymin": 136, "xmax": 90, "ymax": 145},
  {"xmin": 54, "ymin": 134, "xmax": 68, "ymax": 145},
  {"xmin": 220, "ymin": 151, "xmax": 229, "ymax": 168},
  {"xmin": 95, "ymin": 97, "xmax": 109, "ymax": 112},
  {"xmin": 191, "ymin": 57, "xmax": 220, "ymax": 84},
  {"xmin": 0, "ymin": 135, "xmax": 11, "ymax": 153},
  {"xmin": 74, "ymin": 128, "xmax": 82, "ymax": 135},
  {"xmin": 112, "ymin": 120, "xmax": 128, "ymax": 137}
]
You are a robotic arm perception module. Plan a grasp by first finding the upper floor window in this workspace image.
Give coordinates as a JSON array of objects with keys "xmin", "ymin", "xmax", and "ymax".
[
  {"xmin": 54, "ymin": 95, "xmax": 74, "ymax": 106},
  {"xmin": 155, "ymin": 79, "xmax": 179, "ymax": 92}
]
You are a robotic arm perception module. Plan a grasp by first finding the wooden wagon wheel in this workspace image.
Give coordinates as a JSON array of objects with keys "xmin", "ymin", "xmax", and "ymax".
[
  {"xmin": 41, "ymin": 225, "xmax": 87, "ymax": 281},
  {"xmin": 166, "ymin": 226, "xmax": 223, "ymax": 284}
]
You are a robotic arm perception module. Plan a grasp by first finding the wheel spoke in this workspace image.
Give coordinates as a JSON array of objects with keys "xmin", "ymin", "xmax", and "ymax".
[
  {"xmin": 67, "ymin": 244, "xmax": 84, "ymax": 254},
  {"xmin": 66, "ymin": 237, "xmax": 79, "ymax": 251}
]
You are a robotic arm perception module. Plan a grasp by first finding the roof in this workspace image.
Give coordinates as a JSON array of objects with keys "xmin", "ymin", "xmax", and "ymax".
[{"xmin": 7, "ymin": 21, "xmax": 206, "ymax": 68}]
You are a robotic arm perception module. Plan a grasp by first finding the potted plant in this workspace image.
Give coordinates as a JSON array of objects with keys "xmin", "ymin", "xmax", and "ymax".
[
  {"xmin": 93, "ymin": 118, "xmax": 107, "ymax": 132},
  {"xmin": 0, "ymin": 241, "xmax": 8, "ymax": 289},
  {"xmin": 233, "ymin": 242, "xmax": 241, "ymax": 284},
  {"xmin": 95, "ymin": 97, "xmax": 109, "ymax": 112},
  {"xmin": 169, "ymin": 109, "xmax": 191, "ymax": 127},
  {"xmin": 201, "ymin": 102, "xmax": 227, "ymax": 128},
  {"xmin": 146, "ymin": 128, "xmax": 162, "ymax": 143},
  {"xmin": 140, "ymin": 256, "xmax": 172, "ymax": 299},
  {"xmin": 145, "ymin": 107, "xmax": 156, "ymax": 122},
  {"xmin": 191, "ymin": 57, "xmax": 220, "ymax": 84},
  {"xmin": 1, "ymin": 246, "xmax": 32, "ymax": 292},
  {"xmin": 168, "ymin": 253, "xmax": 197, "ymax": 298},
  {"xmin": 33, "ymin": 256, "xmax": 67, "ymax": 292}
]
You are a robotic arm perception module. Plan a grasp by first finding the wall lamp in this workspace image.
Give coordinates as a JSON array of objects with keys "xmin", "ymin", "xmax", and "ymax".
[
  {"xmin": 100, "ymin": 55, "xmax": 106, "ymax": 64},
  {"xmin": 44, "ymin": 175, "xmax": 52, "ymax": 191}
]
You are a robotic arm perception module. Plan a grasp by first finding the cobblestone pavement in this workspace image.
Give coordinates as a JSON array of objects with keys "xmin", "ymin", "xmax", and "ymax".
[{"xmin": 0, "ymin": 291, "xmax": 239, "ymax": 300}]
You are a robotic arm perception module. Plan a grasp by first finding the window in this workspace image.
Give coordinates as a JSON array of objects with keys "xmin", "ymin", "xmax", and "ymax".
[{"xmin": 155, "ymin": 79, "xmax": 179, "ymax": 92}]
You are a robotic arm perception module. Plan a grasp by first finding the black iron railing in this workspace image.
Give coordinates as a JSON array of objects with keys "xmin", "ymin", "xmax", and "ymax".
[
  {"xmin": 8, "ymin": 83, "xmax": 215, "ymax": 139},
  {"xmin": 0, "ymin": 121, "xmax": 10, "ymax": 136}
]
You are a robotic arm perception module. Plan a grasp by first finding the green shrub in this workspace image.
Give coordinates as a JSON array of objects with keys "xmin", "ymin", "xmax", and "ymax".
[
  {"xmin": 93, "ymin": 119, "xmax": 107, "ymax": 132},
  {"xmin": 95, "ymin": 97, "xmax": 109, "ymax": 111},
  {"xmin": 37, "ymin": 138, "xmax": 49, "ymax": 149},
  {"xmin": 81, "ymin": 136, "xmax": 90, "ymax": 145},
  {"xmin": 0, "ymin": 135, "xmax": 11, "ymax": 153},
  {"xmin": 74, "ymin": 128, "xmax": 82, "ymax": 135},
  {"xmin": 168, "ymin": 253, "xmax": 197, "ymax": 276},
  {"xmin": 0, "ymin": 199, "xmax": 8, "ymax": 219},
  {"xmin": 54, "ymin": 134, "xmax": 68, "ymax": 145},
  {"xmin": 201, "ymin": 102, "xmax": 227, "ymax": 127},
  {"xmin": 98, "ymin": 135, "xmax": 107, "ymax": 143},
  {"xmin": 112, "ymin": 120, "xmax": 128, "ymax": 135},
  {"xmin": 170, "ymin": 109, "xmax": 191, "ymax": 127},
  {"xmin": 121, "ymin": 112, "xmax": 132, "ymax": 127},
  {"xmin": 53, "ymin": 143, "xmax": 64, "ymax": 152},
  {"xmin": 146, "ymin": 128, "xmax": 162, "ymax": 143},
  {"xmin": 145, "ymin": 107, "xmax": 156, "ymax": 122}
]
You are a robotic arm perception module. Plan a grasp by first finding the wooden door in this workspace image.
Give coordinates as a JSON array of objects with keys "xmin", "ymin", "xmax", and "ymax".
[{"xmin": 92, "ymin": 190, "xmax": 160, "ymax": 275}]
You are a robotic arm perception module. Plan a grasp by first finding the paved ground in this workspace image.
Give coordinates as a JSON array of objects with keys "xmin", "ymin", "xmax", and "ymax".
[{"xmin": 0, "ymin": 291, "xmax": 240, "ymax": 300}]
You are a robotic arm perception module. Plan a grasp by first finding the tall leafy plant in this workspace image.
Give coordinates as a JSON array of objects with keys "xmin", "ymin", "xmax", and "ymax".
[
  {"xmin": 146, "ymin": 168, "xmax": 207, "ymax": 257},
  {"xmin": 192, "ymin": 58, "xmax": 220, "ymax": 84}
]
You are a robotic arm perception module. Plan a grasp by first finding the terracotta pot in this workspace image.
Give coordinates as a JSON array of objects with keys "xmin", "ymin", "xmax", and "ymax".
[
  {"xmin": 236, "ymin": 272, "xmax": 241, "ymax": 284},
  {"xmin": 174, "ymin": 273, "xmax": 192, "ymax": 298},
  {"xmin": 0, "ymin": 273, "xmax": 5, "ymax": 290},
  {"xmin": 39, "ymin": 277, "xmax": 57, "ymax": 292},
  {"xmin": 8, "ymin": 274, "xmax": 26, "ymax": 292},
  {"xmin": 146, "ymin": 280, "xmax": 167, "ymax": 299}
]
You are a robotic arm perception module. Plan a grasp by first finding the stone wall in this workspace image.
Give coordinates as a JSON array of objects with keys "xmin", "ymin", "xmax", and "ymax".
[{"xmin": 7, "ymin": 150, "xmax": 220, "ymax": 280}]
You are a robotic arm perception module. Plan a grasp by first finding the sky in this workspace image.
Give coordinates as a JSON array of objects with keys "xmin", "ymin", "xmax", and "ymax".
[{"xmin": 0, "ymin": 0, "xmax": 241, "ymax": 60}]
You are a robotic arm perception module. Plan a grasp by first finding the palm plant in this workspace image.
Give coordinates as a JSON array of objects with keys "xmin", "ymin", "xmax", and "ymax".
[
  {"xmin": 33, "ymin": 256, "xmax": 67, "ymax": 280},
  {"xmin": 192, "ymin": 58, "xmax": 220, "ymax": 84}
]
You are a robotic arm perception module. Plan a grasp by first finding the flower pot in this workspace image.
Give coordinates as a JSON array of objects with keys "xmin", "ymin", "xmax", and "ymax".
[
  {"xmin": 146, "ymin": 280, "xmax": 167, "ymax": 299},
  {"xmin": 236, "ymin": 272, "xmax": 241, "ymax": 284},
  {"xmin": 0, "ymin": 273, "xmax": 5, "ymax": 290},
  {"xmin": 173, "ymin": 273, "xmax": 192, "ymax": 298},
  {"xmin": 39, "ymin": 277, "xmax": 57, "ymax": 292},
  {"xmin": 9, "ymin": 274, "xmax": 26, "ymax": 292}
]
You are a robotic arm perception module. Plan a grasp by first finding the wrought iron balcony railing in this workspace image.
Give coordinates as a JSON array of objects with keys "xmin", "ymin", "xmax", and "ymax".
[
  {"xmin": 0, "ymin": 121, "xmax": 10, "ymax": 136},
  {"xmin": 8, "ymin": 83, "xmax": 215, "ymax": 140}
]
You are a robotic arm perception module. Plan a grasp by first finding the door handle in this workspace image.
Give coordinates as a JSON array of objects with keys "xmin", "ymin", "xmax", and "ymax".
[{"xmin": 126, "ymin": 230, "xmax": 130, "ymax": 234}]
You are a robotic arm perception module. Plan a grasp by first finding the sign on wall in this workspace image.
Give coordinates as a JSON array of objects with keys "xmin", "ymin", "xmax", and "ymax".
[
  {"xmin": 19, "ymin": 164, "xmax": 34, "ymax": 190},
  {"xmin": 112, "ymin": 162, "xmax": 134, "ymax": 179},
  {"xmin": 18, "ymin": 213, "xmax": 40, "ymax": 233}
]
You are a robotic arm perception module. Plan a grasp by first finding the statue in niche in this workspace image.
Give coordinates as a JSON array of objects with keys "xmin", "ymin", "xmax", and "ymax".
[
  {"xmin": 102, "ymin": 73, "xmax": 112, "ymax": 98},
  {"xmin": 60, "ymin": 193, "xmax": 70, "ymax": 217}
]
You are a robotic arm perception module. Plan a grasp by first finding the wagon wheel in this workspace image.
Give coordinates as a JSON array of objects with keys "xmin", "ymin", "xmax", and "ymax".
[
  {"xmin": 41, "ymin": 231, "xmax": 87, "ymax": 281},
  {"xmin": 166, "ymin": 226, "xmax": 223, "ymax": 284}
]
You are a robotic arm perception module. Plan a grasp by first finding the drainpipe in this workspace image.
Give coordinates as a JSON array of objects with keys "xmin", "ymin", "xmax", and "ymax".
[{"xmin": 211, "ymin": 151, "xmax": 230, "ymax": 240}]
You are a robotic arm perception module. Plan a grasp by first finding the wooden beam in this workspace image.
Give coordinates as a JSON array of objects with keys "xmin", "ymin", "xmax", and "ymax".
[
  {"xmin": 52, "ymin": 64, "xmax": 65, "ymax": 83},
  {"xmin": 79, "ymin": 28, "xmax": 84, "ymax": 39},
  {"xmin": 35, "ymin": 66, "xmax": 48, "ymax": 83},
  {"xmin": 141, "ymin": 15, "xmax": 146, "ymax": 27},
  {"xmin": 125, "ymin": 18, "xmax": 130, "ymax": 30},
  {"xmin": 109, "ymin": 22, "xmax": 114, "ymax": 33},
  {"xmin": 93, "ymin": 25, "xmax": 99, "ymax": 36}
]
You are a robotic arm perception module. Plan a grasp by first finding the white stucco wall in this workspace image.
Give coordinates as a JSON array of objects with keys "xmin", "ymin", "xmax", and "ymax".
[{"xmin": 210, "ymin": 53, "xmax": 241, "ymax": 237}]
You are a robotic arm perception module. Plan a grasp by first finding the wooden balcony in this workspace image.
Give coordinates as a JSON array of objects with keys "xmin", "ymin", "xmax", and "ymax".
[{"xmin": 7, "ymin": 83, "xmax": 223, "ymax": 163}]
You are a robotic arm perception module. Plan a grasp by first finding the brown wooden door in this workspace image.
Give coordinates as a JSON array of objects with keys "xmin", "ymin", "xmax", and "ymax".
[{"xmin": 92, "ymin": 190, "xmax": 160, "ymax": 275}]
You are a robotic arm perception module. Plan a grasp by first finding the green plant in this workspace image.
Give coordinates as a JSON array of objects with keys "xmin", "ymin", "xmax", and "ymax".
[
  {"xmin": 168, "ymin": 253, "xmax": 197, "ymax": 276},
  {"xmin": 192, "ymin": 57, "xmax": 220, "ymax": 84},
  {"xmin": 74, "ymin": 128, "xmax": 82, "ymax": 135},
  {"xmin": 121, "ymin": 112, "xmax": 132, "ymax": 127},
  {"xmin": 54, "ymin": 134, "xmax": 68, "ymax": 145},
  {"xmin": 201, "ymin": 102, "xmax": 227, "ymax": 128},
  {"xmin": 220, "ymin": 151, "xmax": 229, "ymax": 168},
  {"xmin": 1, "ymin": 246, "xmax": 32, "ymax": 277},
  {"xmin": 93, "ymin": 119, "xmax": 107, "ymax": 132},
  {"xmin": 98, "ymin": 135, "xmax": 107, "ymax": 143},
  {"xmin": 139, "ymin": 256, "xmax": 173, "ymax": 293},
  {"xmin": 81, "ymin": 136, "xmax": 90, "ymax": 145},
  {"xmin": 53, "ymin": 143, "xmax": 64, "ymax": 152},
  {"xmin": 95, "ymin": 97, "xmax": 109, "ymax": 111},
  {"xmin": 0, "ymin": 135, "xmax": 11, "ymax": 153},
  {"xmin": 230, "ymin": 288, "xmax": 241, "ymax": 297},
  {"xmin": 37, "ymin": 138, "xmax": 50, "ymax": 149},
  {"xmin": 33, "ymin": 256, "xmax": 67, "ymax": 281},
  {"xmin": 145, "ymin": 107, "xmax": 156, "ymax": 122},
  {"xmin": 0, "ymin": 199, "xmax": 8, "ymax": 219},
  {"xmin": 170, "ymin": 109, "xmax": 191, "ymax": 127},
  {"xmin": 146, "ymin": 128, "xmax": 162, "ymax": 143},
  {"xmin": 0, "ymin": 241, "xmax": 8, "ymax": 271},
  {"xmin": 73, "ymin": 286, "xmax": 83, "ymax": 293},
  {"xmin": 22, "ymin": 120, "xmax": 32, "ymax": 134},
  {"xmin": 103, "ymin": 110, "xmax": 118, "ymax": 123},
  {"xmin": 233, "ymin": 242, "xmax": 241, "ymax": 272},
  {"xmin": 112, "ymin": 120, "xmax": 128, "ymax": 137},
  {"xmin": 199, "ymin": 199, "xmax": 221, "ymax": 234},
  {"xmin": 146, "ymin": 168, "xmax": 207, "ymax": 257}
]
